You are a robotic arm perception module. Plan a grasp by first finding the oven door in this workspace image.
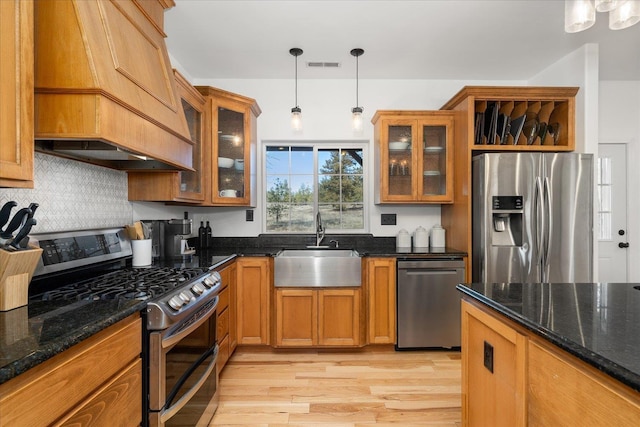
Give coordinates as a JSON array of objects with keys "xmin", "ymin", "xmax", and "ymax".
[{"xmin": 149, "ymin": 296, "xmax": 219, "ymax": 427}]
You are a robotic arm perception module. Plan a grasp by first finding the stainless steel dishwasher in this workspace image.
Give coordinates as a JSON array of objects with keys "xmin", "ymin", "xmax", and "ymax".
[{"xmin": 396, "ymin": 258, "xmax": 465, "ymax": 349}]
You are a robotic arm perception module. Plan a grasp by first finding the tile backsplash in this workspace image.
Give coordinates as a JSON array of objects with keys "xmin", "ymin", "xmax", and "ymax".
[{"xmin": 0, "ymin": 153, "xmax": 132, "ymax": 233}]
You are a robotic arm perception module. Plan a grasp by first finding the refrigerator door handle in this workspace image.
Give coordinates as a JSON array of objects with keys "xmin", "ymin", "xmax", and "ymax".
[
  {"xmin": 543, "ymin": 176, "xmax": 552, "ymax": 273},
  {"xmin": 534, "ymin": 176, "xmax": 545, "ymax": 270}
]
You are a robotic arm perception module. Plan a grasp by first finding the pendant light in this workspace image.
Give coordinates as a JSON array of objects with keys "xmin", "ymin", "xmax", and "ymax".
[
  {"xmin": 565, "ymin": 0, "xmax": 639, "ymax": 32},
  {"xmin": 290, "ymin": 48, "xmax": 303, "ymax": 132},
  {"xmin": 350, "ymin": 48, "xmax": 365, "ymax": 133},
  {"xmin": 565, "ymin": 0, "xmax": 596, "ymax": 32},
  {"xmin": 609, "ymin": 1, "xmax": 640, "ymax": 29}
]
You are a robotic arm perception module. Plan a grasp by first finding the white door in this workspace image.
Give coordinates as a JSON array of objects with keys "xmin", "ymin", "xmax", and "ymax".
[{"xmin": 597, "ymin": 144, "xmax": 629, "ymax": 282}]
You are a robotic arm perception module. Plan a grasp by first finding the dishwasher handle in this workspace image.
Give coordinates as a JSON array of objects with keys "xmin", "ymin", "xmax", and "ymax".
[
  {"xmin": 402, "ymin": 269, "xmax": 462, "ymax": 276},
  {"xmin": 397, "ymin": 259, "xmax": 464, "ymax": 270}
]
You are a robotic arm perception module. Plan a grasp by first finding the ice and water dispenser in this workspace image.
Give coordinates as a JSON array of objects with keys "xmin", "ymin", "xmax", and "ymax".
[{"xmin": 491, "ymin": 196, "xmax": 523, "ymax": 247}]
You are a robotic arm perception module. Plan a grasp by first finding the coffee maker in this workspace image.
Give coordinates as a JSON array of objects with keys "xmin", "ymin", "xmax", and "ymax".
[{"xmin": 142, "ymin": 218, "xmax": 195, "ymax": 259}]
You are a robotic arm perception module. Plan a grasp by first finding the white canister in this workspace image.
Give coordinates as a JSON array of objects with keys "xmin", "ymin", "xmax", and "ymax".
[
  {"xmin": 396, "ymin": 229, "xmax": 411, "ymax": 248},
  {"xmin": 430, "ymin": 225, "xmax": 446, "ymax": 248},
  {"xmin": 413, "ymin": 226, "xmax": 429, "ymax": 248}
]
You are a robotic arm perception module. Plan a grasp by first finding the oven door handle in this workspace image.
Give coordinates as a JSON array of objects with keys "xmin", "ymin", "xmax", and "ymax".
[
  {"xmin": 162, "ymin": 295, "xmax": 219, "ymax": 349},
  {"xmin": 161, "ymin": 345, "xmax": 219, "ymax": 423}
]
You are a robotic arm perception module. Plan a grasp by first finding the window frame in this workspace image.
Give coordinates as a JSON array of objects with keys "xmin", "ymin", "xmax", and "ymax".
[{"xmin": 262, "ymin": 140, "xmax": 369, "ymax": 234}]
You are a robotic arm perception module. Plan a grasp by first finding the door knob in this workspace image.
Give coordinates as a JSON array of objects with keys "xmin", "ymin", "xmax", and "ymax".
[{"xmin": 619, "ymin": 242, "xmax": 630, "ymax": 248}]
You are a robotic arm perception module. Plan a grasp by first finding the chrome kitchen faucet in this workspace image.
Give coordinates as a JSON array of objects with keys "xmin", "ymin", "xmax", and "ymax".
[{"xmin": 316, "ymin": 211, "xmax": 325, "ymax": 247}]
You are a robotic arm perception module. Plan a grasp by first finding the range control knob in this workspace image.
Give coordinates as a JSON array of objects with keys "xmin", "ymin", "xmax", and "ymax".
[
  {"xmin": 191, "ymin": 283, "xmax": 205, "ymax": 295},
  {"xmin": 203, "ymin": 276, "xmax": 215, "ymax": 288},
  {"xmin": 179, "ymin": 291, "xmax": 193, "ymax": 304},
  {"xmin": 168, "ymin": 295, "xmax": 184, "ymax": 310}
]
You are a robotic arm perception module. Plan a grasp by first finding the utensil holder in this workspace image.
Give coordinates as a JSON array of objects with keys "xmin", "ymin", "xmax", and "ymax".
[{"xmin": 0, "ymin": 246, "xmax": 43, "ymax": 311}]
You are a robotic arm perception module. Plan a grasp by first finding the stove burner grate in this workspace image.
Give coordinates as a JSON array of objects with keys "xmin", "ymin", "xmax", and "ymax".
[{"xmin": 34, "ymin": 267, "xmax": 209, "ymax": 302}]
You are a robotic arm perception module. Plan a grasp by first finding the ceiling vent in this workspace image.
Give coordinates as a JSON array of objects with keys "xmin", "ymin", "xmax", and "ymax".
[{"xmin": 307, "ymin": 62, "xmax": 341, "ymax": 68}]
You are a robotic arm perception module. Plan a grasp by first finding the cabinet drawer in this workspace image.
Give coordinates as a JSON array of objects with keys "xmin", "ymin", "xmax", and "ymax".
[
  {"xmin": 218, "ymin": 285, "xmax": 229, "ymax": 312},
  {"xmin": 217, "ymin": 335, "xmax": 230, "ymax": 374},
  {"xmin": 0, "ymin": 315, "xmax": 141, "ymax": 427},
  {"xmin": 217, "ymin": 307, "xmax": 229, "ymax": 342},
  {"xmin": 57, "ymin": 358, "xmax": 142, "ymax": 426}
]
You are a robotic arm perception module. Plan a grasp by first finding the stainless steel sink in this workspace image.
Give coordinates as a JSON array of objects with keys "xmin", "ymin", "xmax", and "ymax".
[{"xmin": 274, "ymin": 249, "xmax": 362, "ymax": 287}]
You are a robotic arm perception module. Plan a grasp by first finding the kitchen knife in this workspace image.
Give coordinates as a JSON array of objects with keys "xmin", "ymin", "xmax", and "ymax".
[
  {"xmin": 11, "ymin": 217, "xmax": 37, "ymax": 249},
  {"xmin": 0, "ymin": 207, "xmax": 32, "ymax": 239},
  {"xmin": 0, "ymin": 201, "xmax": 17, "ymax": 231}
]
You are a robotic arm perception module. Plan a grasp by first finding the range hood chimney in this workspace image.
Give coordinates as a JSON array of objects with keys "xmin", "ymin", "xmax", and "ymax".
[{"xmin": 34, "ymin": 0, "xmax": 193, "ymax": 171}]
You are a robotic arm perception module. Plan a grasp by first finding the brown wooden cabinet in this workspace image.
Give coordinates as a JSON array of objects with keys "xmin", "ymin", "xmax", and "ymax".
[
  {"xmin": 0, "ymin": 315, "xmax": 142, "ymax": 427},
  {"xmin": 462, "ymin": 296, "xmax": 640, "ymax": 427},
  {"xmin": 528, "ymin": 339, "xmax": 640, "ymax": 426},
  {"xmin": 0, "ymin": 0, "xmax": 34, "ymax": 188},
  {"xmin": 196, "ymin": 86, "xmax": 262, "ymax": 206},
  {"xmin": 128, "ymin": 70, "xmax": 206, "ymax": 203},
  {"xmin": 275, "ymin": 287, "xmax": 363, "ymax": 347},
  {"xmin": 275, "ymin": 288, "xmax": 318, "ymax": 347},
  {"xmin": 216, "ymin": 263, "xmax": 237, "ymax": 372},
  {"xmin": 372, "ymin": 111, "xmax": 454, "ymax": 204},
  {"xmin": 461, "ymin": 299, "xmax": 527, "ymax": 427},
  {"xmin": 365, "ymin": 257, "xmax": 396, "ymax": 345},
  {"xmin": 236, "ymin": 257, "xmax": 271, "ymax": 345},
  {"xmin": 440, "ymin": 86, "xmax": 578, "ymax": 282}
]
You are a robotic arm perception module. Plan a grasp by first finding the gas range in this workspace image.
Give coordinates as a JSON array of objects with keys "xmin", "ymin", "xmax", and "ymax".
[{"xmin": 28, "ymin": 228, "xmax": 222, "ymax": 330}]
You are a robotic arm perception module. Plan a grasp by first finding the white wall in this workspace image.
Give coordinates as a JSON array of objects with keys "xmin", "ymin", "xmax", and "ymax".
[
  {"xmin": 599, "ymin": 81, "xmax": 640, "ymax": 281},
  {"xmin": 139, "ymin": 77, "xmax": 523, "ymax": 238},
  {"xmin": 528, "ymin": 43, "xmax": 601, "ymax": 281}
]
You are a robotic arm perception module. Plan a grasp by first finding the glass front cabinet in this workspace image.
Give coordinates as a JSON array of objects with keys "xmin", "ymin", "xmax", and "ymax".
[
  {"xmin": 128, "ymin": 70, "xmax": 205, "ymax": 203},
  {"xmin": 372, "ymin": 111, "xmax": 454, "ymax": 204},
  {"xmin": 197, "ymin": 86, "xmax": 261, "ymax": 206}
]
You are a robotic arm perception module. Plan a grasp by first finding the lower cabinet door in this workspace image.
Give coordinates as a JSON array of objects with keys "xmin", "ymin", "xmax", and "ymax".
[
  {"xmin": 462, "ymin": 300, "xmax": 526, "ymax": 427},
  {"xmin": 318, "ymin": 289, "xmax": 361, "ymax": 347},
  {"xmin": 275, "ymin": 289, "xmax": 318, "ymax": 347}
]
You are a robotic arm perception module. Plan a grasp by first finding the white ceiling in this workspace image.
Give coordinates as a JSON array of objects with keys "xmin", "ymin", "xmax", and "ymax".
[{"xmin": 165, "ymin": 0, "xmax": 640, "ymax": 81}]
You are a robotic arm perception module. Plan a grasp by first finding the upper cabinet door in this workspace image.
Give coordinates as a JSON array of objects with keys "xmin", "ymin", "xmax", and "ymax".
[
  {"xmin": 175, "ymin": 71, "xmax": 205, "ymax": 202},
  {"xmin": 0, "ymin": 0, "xmax": 34, "ymax": 188},
  {"xmin": 197, "ymin": 86, "xmax": 261, "ymax": 207},
  {"xmin": 417, "ymin": 114, "xmax": 454, "ymax": 203},
  {"xmin": 373, "ymin": 111, "xmax": 454, "ymax": 204},
  {"xmin": 127, "ymin": 70, "xmax": 205, "ymax": 203}
]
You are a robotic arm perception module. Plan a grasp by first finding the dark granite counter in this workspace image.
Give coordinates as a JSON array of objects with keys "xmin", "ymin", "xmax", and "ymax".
[
  {"xmin": 0, "ymin": 299, "xmax": 145, "ymax": 385},
  {"xmin": 457, "ymin": 282, "xmax": 640, "ymax": 392}
]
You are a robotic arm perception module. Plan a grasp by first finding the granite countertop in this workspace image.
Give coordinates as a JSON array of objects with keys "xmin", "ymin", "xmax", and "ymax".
[
  {"xmin": 0, "ymin": 299, "xmax": 145, "ymax": 385},
  {"xmin": 457, "ymin": 282, "xmax": 640, "ymax": 392}
]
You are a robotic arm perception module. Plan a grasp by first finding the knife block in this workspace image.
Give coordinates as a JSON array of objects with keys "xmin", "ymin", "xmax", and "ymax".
[{"xmin": 0, "ymin": 246, "xmax": 43, "ymax": 311}]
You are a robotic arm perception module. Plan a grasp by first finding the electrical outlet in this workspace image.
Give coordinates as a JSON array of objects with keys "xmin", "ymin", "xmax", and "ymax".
[
  {"xmin": 484, "ymin": 341, "xmax": 494, "ymax": 373},
  {"xmin": 246, "ymin": 209, "xmax": 254, "ymax": 222},
  {"xmin": 381, "ymin": 213, "xmax": 396, "ymax": 225}
]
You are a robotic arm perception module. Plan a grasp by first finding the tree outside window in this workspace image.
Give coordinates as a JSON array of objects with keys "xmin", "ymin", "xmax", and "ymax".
[{"xmin": 265, "ymin": 145, "xmax": 365, "ymax": 232}]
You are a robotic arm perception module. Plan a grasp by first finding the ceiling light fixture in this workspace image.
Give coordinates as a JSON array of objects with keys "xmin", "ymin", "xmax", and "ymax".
[
  {"xmin": 290, "ymin": 48, "xmax": 303, "ymax": 132},
  {"xmin": 350, "ymin": 48, "xmax": 365, "ymax": 134},
  {"xmin": 565, "ymin": 0, "xmax": 640, "ymax": 32}
]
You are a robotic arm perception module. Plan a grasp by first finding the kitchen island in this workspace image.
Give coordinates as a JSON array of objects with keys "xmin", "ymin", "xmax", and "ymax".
[{"xmin": 457, "ymin": 282, "xmax": 640, "ymax": 426}]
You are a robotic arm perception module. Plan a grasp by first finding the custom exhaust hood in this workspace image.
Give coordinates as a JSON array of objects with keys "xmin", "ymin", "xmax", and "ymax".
[{"xmin": 33, "ymin": 0, "xmax": 193, "ymax": 171}]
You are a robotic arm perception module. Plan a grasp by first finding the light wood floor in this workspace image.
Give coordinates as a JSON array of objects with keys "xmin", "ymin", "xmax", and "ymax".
[{"xmin": 210, "ymin": 347, "xmax": 462, "ymax": 426}]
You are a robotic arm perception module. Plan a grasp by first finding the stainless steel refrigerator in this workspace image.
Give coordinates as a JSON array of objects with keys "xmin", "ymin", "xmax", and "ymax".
[{"xmin": 472, "ymin": 153, "xmax": 593, "ymax": 283}]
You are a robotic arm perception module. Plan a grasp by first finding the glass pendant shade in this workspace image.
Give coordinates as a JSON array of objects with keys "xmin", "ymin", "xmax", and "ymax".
[
  {"xmin": 565, "ymin": 0, "xmax": 596, "ymax": 32},
  {"xmin": 609, "ymin": 0, "xmax": 640, "ymax": 29},
  {"xmin": 289, "ymin": 48, "xmax": 303, "ymax": 132},
  {"xmin": 352, "ymin": 107, "xmax": 363, "ymax": 133},
  {"xmin": 291, "ymin": 107, "xmax": 302, "ymax": 132},
  {"xmin": 595, "ymin": 0, "xmax": 620, "ymax": 11}
]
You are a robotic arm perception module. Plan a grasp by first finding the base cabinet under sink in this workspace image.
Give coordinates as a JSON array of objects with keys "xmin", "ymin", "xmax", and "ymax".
[{"xmin": 275, "ymin": 288, "xmax": 364, "ymax": 347}]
